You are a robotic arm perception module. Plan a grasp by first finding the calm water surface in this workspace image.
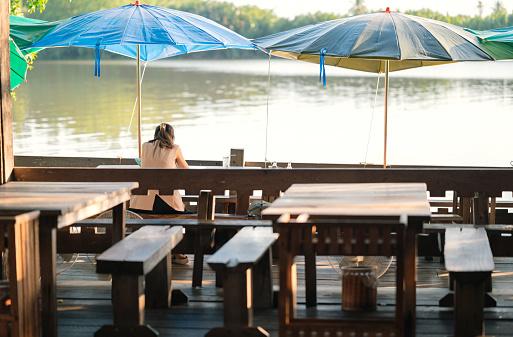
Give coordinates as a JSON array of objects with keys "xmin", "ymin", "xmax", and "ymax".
[{"xmin": 12, "ymin": 59, "xmax": 513, "ymax": 167}]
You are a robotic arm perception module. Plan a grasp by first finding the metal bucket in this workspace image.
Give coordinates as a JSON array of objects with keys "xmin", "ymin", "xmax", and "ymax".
[{"xmin": 341, "ymin": 265, "xmax": 378, "ymax": 311}]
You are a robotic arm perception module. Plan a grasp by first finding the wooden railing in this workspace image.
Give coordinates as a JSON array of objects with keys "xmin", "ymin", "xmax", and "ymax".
[
  {"xmin": 15, "ymin": 153, "xmax": 490, "ymax": 169},
  {"xmin": 12, "ymin": 167, "xmax": 513, "ymax": 223}
]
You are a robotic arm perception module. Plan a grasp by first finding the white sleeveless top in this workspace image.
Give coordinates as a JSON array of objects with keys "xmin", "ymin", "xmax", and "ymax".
[{"xmin": 129, "ymin": 141, "xmax": 185, "ymax": 211}]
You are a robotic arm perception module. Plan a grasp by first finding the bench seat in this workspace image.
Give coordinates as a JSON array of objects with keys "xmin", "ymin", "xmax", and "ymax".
[{"xmin": 67, "ymin": 218, "xmax": 273, "ymax": 287}]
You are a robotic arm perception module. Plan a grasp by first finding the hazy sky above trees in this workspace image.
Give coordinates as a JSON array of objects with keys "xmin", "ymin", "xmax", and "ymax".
[{"xmin": 227, "ymin": 0, "xmax": 513, "ymax": 19}]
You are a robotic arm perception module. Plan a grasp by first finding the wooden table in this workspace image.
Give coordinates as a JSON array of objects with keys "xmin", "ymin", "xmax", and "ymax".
[
  {"xmin": 0, "ymin": 181, "xmax": 138, "ymax": 337},
  {"xmin": 262, "ymin": 183, "xmax": 431, "ymax": 337}
]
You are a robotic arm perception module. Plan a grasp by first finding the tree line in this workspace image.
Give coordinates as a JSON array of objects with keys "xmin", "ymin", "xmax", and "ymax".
[{"xmin": 11, "ymin": 0, "xmax": 513, "ymax": 60}]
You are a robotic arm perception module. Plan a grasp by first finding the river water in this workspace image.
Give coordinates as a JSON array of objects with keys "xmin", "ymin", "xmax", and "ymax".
[{"xmin": 11, "ymin": 58, "xmax": 513, "ymax": 167}]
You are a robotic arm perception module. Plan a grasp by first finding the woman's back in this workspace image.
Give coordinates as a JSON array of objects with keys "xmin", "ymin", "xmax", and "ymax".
[{"xmin": 141, "ymin": 141, "xmax": 179, "ymax": 169}]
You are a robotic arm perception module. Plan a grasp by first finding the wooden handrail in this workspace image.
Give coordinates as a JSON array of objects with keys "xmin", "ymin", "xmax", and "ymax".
[{"xmin": 13, "ymin": 167, "xmax": 513, "ymax": 216}]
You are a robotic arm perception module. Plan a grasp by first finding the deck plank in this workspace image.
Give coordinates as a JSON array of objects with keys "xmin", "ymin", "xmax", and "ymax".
[{"xmin": 55, "ymin": 254, "xmax": 513, "ymax": 336}]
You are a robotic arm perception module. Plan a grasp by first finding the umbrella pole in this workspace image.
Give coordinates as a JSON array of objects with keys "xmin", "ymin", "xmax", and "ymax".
[
  {"xmin": 383, "ymin": 60, "xmax": 389, "ymax": 169},
  {"xmin": 137, "ymin": 45, "xmax": 142, "ymax": 158}
]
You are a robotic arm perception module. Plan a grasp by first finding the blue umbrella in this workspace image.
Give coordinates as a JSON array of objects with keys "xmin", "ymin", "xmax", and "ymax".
[{"xmin": 30, "ymin": 1, "xmax": 261, "ymax": 156}]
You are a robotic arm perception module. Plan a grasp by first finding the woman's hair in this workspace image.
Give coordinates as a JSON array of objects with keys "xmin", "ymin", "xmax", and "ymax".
[{"xmin": 150, "ymin": 123, "xmax": 175, "ymax": 148}]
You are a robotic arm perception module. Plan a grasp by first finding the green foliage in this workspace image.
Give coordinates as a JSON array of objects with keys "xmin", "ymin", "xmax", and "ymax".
[
  {"xmin": 403, "ymin": 8, "xmax": 513, "ymax": 30},
  {"xmin": 349, "ymin": 0, "xmax": 367, "ymax": 16},
  {"xmin": 10, "ymin": 0, "xmax": 51, "ymax": 15}
]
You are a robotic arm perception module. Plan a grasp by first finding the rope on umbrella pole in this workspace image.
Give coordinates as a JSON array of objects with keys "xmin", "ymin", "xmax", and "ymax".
[
  {"xmin": 363, "ymin": 72, "xmax": 381, "ymax": 167},
  {"xmin": 120, "ymin": 61, "xmax": 148, "ymax": 160},
  {"xmin": 264, "ymin": 54, "xmax": 272, "ymax": 168}
]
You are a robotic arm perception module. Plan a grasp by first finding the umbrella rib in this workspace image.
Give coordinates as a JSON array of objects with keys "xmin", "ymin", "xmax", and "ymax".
[
  {"xmin": 139, "ymin": 6, "xmax": 177, "ymax": 45},
  {"xmin": 66, "ymin": 7, "xmax": 122, "ymax": 47},
  {"xmin": 299, "ymin": 17, "xmax": 357, "ymax": 56},
  {"xmin": 403, "ymin": 15, "xmax": 458, "ymax": 62},
  {"xmin": 120, "ymin": 6, "xmax": 140, "ymax": 45},
  {"xmin": 404, "ymin": 14, "xmax": 495, "ymax": 61},
  {"xmin": 148, "ymin": 6, "xmax": 225, "ymax": 47},
  {"xmin": 388, "ymin": 13, "xmax": 401, "ymax": 63}
]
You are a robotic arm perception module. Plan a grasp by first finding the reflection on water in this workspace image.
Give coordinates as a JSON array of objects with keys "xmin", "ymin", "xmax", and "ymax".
[{"xmin": 12, "ymin": 59, "xmax": 513, "ymax": 166}]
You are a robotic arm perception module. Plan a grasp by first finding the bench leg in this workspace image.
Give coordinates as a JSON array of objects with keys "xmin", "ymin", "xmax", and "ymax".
[
  {"xmin": 453, "ymin": 272, "xmax": 491, "ymax": 337},
  {"xmin": 145, "ymin": 251, "xmax": 189, "ymax": 307},
  {"xmin": 96, "ymin": 274, "xmax": 159, "ymax": 337},
  {"xmin": 192, "ymin": 228, "xmax": 214, "ymax": 288},
  {"xmin": 440, "ymin": 272, "xmax": 496, "ymax": 308},
  {"xmin": 146, "ymin": 252, "xmax": 172, "ymax": 308},
  {"xmin": 224, "ymin": 268, "xmax": 252, "ymax": 327},
  {"xmin": 253, "ymin": 248, "xmax": 274, "ymax": 309},
  {"xmin": 304, "ymin": 248, "xmax": 317, "ymax": 307},
  {"xmin": 205, "ymin": 267, "xmax": 270, "ymax": 337},
  {"xmin": 112, "ymin": 274, "xmax": 145, "ymax": 325}
]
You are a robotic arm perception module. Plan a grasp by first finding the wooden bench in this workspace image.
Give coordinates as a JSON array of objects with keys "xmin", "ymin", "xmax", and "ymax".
[
  {"xmin": 94, "ymin": 225, "xmax": 187, "ymax": 337},
  {"xmin": 417, "ymin": 210, "xmax": 464, "ymax": 259},
  {"xmin": 429, "ymin": 213, "xmax": 464, "ymax": 223},
  {"xmin": 0, "ymin": 211, "xmax": 40, "ymax": 337},
  {"xmin": 423, "ymin": 223, "xmax": 513, "ymax": 257},
  {"xmin": 206, "ymin": 227, "xmax": 279, "ymax": 337},
  {"xmin": 441, "ymin": 227, "xmax": 495, "ymax": 337},
  {"xmin": 66, "ymin": 218, "xmax": 273, "ymax": 288}
]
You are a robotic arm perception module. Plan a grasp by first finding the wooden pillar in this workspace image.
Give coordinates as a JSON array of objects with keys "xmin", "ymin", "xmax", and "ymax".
[{"xmin": 0, "ymin": 1, "xmax": 14, "ymax": 184}]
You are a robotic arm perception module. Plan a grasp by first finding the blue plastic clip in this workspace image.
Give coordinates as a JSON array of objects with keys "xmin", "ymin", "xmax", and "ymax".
[
  {"xmin": 94, "ymin": 39, "xmax": 102, "ymax": 77},
  {"xmin": 319, "ymin": 48, "xmax": 327, "ymax": 86}
]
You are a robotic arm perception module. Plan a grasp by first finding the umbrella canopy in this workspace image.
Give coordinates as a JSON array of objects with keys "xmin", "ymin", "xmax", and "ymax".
[
  {"xmin": 10, "ymin": 15, "xmax": 66, "ymax": 56},
  {"xmin": 467, "ymin": 26, "xmax": 513, "ymax": 40},
  {"xmin": 253, "ymin": 8, "xmax": 499, "ymax": 167},
  {"xmin": 254, "ymin": 8, "xmax": 495, "ymax": 73},
  {"xmin": 10, "ymin": 38, "xmax": 28, "ymax": 91},
  {"xmin": 466, "ymin": 26, "xmax": 513, "ymax": 60},
  {"xmin": 30, "ymin": 2, "xmax": 258, "ymax": 62},
  {"xmin": 29, "ymin": 1, "xmax": 261, "ymax": 156}
]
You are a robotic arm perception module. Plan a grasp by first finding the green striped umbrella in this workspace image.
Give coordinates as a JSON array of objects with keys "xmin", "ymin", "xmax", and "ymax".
[{"xmin": 10, "ymin": 38, "xmax": 28, "ymax": 91}]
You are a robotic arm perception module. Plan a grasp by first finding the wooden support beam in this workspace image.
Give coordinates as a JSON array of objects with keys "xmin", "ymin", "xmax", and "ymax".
[{"xmin": 0, "ymin": 1, "xmax": 14, "ymax": 184}]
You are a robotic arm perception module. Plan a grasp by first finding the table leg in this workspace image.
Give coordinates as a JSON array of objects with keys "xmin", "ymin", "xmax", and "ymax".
[
  {"xmin": 279, "ymin": 234, "xmax": 296, "ymax": 336},
  {"xmin": 39, "ymin": 217, "xmax": 57, "ymax": 337},
  {"xmin": 404, "ymin": 225, "xmax": 418, "ymax": 337},
  {"xmin": 112, "ymin": 203, "xmax": 126, "ymax": 245}
]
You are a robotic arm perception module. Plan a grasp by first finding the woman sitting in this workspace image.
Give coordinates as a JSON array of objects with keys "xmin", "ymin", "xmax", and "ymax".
[{"xmin": 129, "ymin": 123, "xmax": 192, "ymax": 264}]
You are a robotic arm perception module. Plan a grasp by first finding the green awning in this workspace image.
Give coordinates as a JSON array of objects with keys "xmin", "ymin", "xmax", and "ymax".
[
  {"xmin": 465, "ymin": 27, "xmax": 513, "ymax": 60},
  {"xmin": 9, "ymin": 15, "xmax": 67, "ymax": 55},
  {"xmin": 10, "ymin": 38, "xmax": 28, "ymax": 91}
]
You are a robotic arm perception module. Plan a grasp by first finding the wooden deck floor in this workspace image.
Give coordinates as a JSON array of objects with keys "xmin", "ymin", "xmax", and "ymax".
[{"xmin": 55, "ymin": 254, "xmax": 513, "ymax": 336}]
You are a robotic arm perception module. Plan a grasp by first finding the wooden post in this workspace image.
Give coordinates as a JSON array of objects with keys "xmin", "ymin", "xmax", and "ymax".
[
  {"xmin": 0, "ymin": 1, "xmax": 14, "ymax": 184},
  {"xmin": 230, "ymin": 148, "xmax": 245, "ymax": 167},
  {"xmin": 473, "ymin": 191, "xmax": 489, "ymax": 225},
  {"xmin": 193, "ymin": 190, "xmax": 215, "ymax": 287},
  {"xmin": 489, "ymin": 197, "xmax": 496, "ymax": 224}
]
